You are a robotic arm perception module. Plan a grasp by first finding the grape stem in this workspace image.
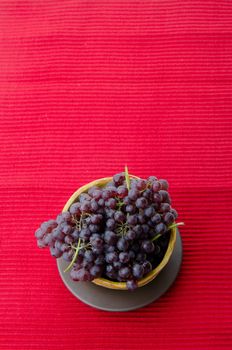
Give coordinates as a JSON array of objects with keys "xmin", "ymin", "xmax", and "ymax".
[
  {"xmin": 151, "ymin": 222, "xmax": 184, "ymax": 242},
  {"xmin": 125, "ymin": 165, "xmax": 130, "ymax": 190},
  {"xmin": 64, "ymin": 238, "xmax": 81, "ymax": 273}
]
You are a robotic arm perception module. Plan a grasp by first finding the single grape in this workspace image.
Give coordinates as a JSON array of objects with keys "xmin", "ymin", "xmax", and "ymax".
[
  {"xmin": 92, "ymin": 189, "xmax": 102, "ymax": 199},
  {"xmin": 127, "ymin": 215, "xmax": 137, "ymax": 227},
  {"xmin": 117, "ymin": 186, "xmax": 128, "ymax": 198},
  {"xmin": 164, "ymin": 212, "xmax": 175, "ymax": 225},
  {"xmin": 80, "ymin": 201, "xmax": 91, "ymax": 213},
  {"xmin": 69, "ymin": 202, "xmax": 81, "ymax": 216},
  {"xmin": 141, "ymin": 240, "xmax": 155, "ymax": 254},
  {"xmin": 119, "ymin": 252, "xmax": 130, "ymax": 263},
  {"xmin": 144, "ymin": 206, "xmax": 155, "ymax": 218},
  {"xmin": 113, "ymin": 172, "xmax": 125, "ymax": 186},
  {"xmin": 132, "ymin": 263, "xmax": 144, "ymax": 279},
  {"xmin": 153, "ymin": 193, "xmax": 162, "ymax": 203},
  {"xmin": 155, "ymin": 222, "xmax": 167, "ymax": 234},
  {"xmin": 118, "ymin": 266, "xmax": 131, "ymax": 280},
  {"xmin": 64, "ymin": 235, "xmax": 74, "ymax": 245},
  {"xmin": 128, "ymin": 188, "xmax": 140, "ymax": 201},
  {"xmin": 142, "ymin": 189, "xmax": 152, "ymax": 199},
  {"xmin": 126, "ymin": 279, "xmax": 138, "ymax": 291},
  {"xmin": 125, "ymin": 229, "xmax": 136, "ymax": 241},
  {"xmin": 90, "ymin": 265, "xmax": 103, "ymax": 278},
  {"xmin": 105, "ymin": 252, "xmax": 118, "ymax": 264},
  {"xmin": 104, "ymin": 231, "xmax": 118, "ymax": 245},
  {"xmin": 102, "ymin": 189, "xmax": 112, "ymax": 200},
  {"xmin": 105, "ymin": 198, "xmax": 117, "ymax": 209},
  {"xmin": 152, "ymin": 181, "xmax": 161, "ymax": 192},
  {"xmin": 137, "ymin": 214, "xmax": 146, "ymax": 224},
  {"xmin": 79, "ymin": 228, "xmax": 91, "ymax": 241},
  {"xmin": 117, "ymin": 237, "xmax": 129, "ymax": 251},
  {"xmin": 136, "ymin": 179, "xmax": 147, "ymax": 191},
  {"xmin": 125, "ymin": 204, "xmax": 136, "ymax": 214},
  {"xmin": 159, "ymin": 203, "xmax": 171, "ymax": 213},
  {"xmin": 114, "ymin": 211, "xmax": 126, "ymax": 223},
  {"xmin": 95, "ymin": 255, "xmax": 105, "ymax": 266},
  {"xmin": 84, "ymin": 250, "xmax": 95, "ymax": 263},
  {"xmin": 143, "ymin": 260, "xmax": 152, "ymax": 274},
  {"xmin": 90, "ymin": 199, "xmax": 99, "ymax": 212},
  {"xmin": 90, "ymin": 214, "xmax": 103, "ymax": 224},
  {"xmin": 135, "ymin": 197, "xmax": 148, "ymax": 209},
  {"xmin": 98, "ymin": 198, "xmax": 105, "ymax": 207},
  {"xmin": 159, "ymin": 179, "xmax": 169, "ymax": 190},
  {"xmin": 35, "ymin": 228, "xmax": 44, "ymax": 239},
  {"xmin": 171, "ymin": 208, "xmax": 178, "ymax": 219},
  {"xmin": 159, "ymin": 190, "xmax": 171, "ymax": 204},
  {"xmin": 136, "ymin": 252, "xmax": 147, "ymax": 262},
  {"xmin": 71, "ymin": 229, "xmax": 80, "ymax": 240},
  {"xmin": 90, "ymin": 235, "xmax": 104, "ymax": 248},
  {"xmin": 89, "ymin": 224, "xmax": 100, "ymax": 233},
  {"xmin": 151, "ymin": 213, "xmax": 161, "ymax": 225}
]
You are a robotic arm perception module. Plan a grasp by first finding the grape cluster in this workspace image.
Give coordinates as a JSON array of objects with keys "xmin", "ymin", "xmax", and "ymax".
[{"xmin": 35, "ymin": 172, "xmax": 178, "ymax": 290}]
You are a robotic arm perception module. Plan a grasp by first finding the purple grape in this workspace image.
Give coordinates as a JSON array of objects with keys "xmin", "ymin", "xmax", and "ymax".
[
  {"xmin": 127, "ymin": 214, "xmax": 138, "ymax": 225},
  {"xmin": 117, "ymin": 186, "xmax": 128, "ymax": 198},
  {"xmin": 128, "ymin": 188, "xmax": 140, "ymax": 201},
  {"xmin": 141, "ymin": 240, "xmax": 155, "ymax": 254},
  {"xmin": 106, "ymin": 252, "xmax": 118, "ymax": 264},
  {"xmin": 106, "ymin": 219, "xmax": 116, "ymax": 230},
  {"xmin": 104, "ymin": 231, "xmax": 118, "ymax": 245},
  {"xmin": 144, "ymin": 206, "xmax": 155, "ymax": 218},
  {"xmin": 117, "ymin": 238, "xmax": 129, "ymax": 251},
  {"xmin": 143, "ymin": 260, "xmax": 152, "ymax": 274},
  {"xmin": 90, "ymin": 265, "xmax": 103, "ymax": 278},
  {"xmin": 105, "ymin": 198, "xmax": 117, "ymax": 209},
  {"xmin": 152, "ymin": 181, "xmax": 161, "ymax": 192},
  {"xmin": 114, "ymin": 211, "xmax": 126, "ymax": 223},
  {"xmin": 126, "ymin": 279, "xmax": 138, "ymax": 291},
  {"xmin": 119, "ymin": 252, "xmax": 130, "ymax": 263},
  {"xmin": 118, "ymin": 267, "xmax": 131, "ymax": 280},
  {"xmin": 135, "ymin": 197, "xmax": 148, "ymax": 209},
  {"xmin": 164, "ymin": 212, "xmax": 175, "ymax": 225},
  {"xmin": 132, "ymin": 263, "xmax": 144, "ymax": 279},
  {"xmin": 159, "ymin": 179, "xmax": 169, "ymax": 190},
  {"xmin": 113, "ymin": 172, "xmax": 125, "ymax": 186},
  {"xmin": 155, "ymin": 222, "xmax": 167, "ymax": 234},
  {"xmin": 151, "ymin": 213, "xmax": 161, "ymax": 225},
  {"xmin": 136, "ymin": 179, "xmax": 147, "ymax": 191},
  {"xmin": 159, "ymin": 203, "xmax": 171, "ymax": 213}
]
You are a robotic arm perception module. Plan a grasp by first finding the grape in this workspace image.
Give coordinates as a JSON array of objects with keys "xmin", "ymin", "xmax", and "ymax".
[
  {"xmin": 125, "ymin": 204, "xmax": 136, "ymax": 214},
  {"xmin": 153, "ymin": 193, "xmax": 162, "ymax": 203},
  {"xmin": 89, "ymin": 224, "xmax": 100, "ymax": 233},
  {"xmin": 151, "ymin": 213, "xmax": 161, "ymax": 225},
  {"xmin": 106, "ymin": 218, "xmax": 116, "ymax": 230},
  {"xmin": 113, "ymin": 172, "xmax": 125, "ymax": 186},
  {"xmin": 98, "ymin": 198, "xmax": 105, "ymax": 207},
  {"xmin": 35, "ymin": 228, "xmax": 44, "ymax": 239},
  {"xmin": 105, "ymin": 198, "xmax": 117, "ymax": 209},
  {"xmin": 95, "ymin": 255, "xmax": 105, "ymax": 265},
  {"xmin": 90, "ymin": 199, "xmax": 99, "ymax": 212},
  {"xmin": 159, "ymin": 203, "xmax": 171, "ymax": 213},
  {"xmin": 171, "ymin": 208, "xmax": 178, "ymax": 219},
  {"xmin": 71, "ymin": 229, "xmax": 80, "ymax": 240},
  {"xmin": 119, "ymin": 252, "xmax": 130, "ymax": 263},
  {"xmin": 63, "ymin": 249, "xmax": 74, "ymax": 261},
  {"xmin": 142, "ymin": 189, "xmax": 152, "ymax": 199},
  {"xmin": 90, "ymin": 265, "xmax": 103, "ymax": 278},
  {"xmin": 92, "ymin": 189, "xmax": 102, "ymax": 199},
  {"xmin": 152, "ymin": 181, "xmax": 161, "ymax": 192},
  {"xmin": 80, "ymin": 201, "xmax": 91, "ymax": 213},
  {"xmin": 117, "ymin": 238, "xmax": 129, "ymax": 252},
  {"xmin": 159, "ymin": 179, "xmax": 169, "ymax": 190},
  {"xmin": 90, "ymin": 235, "xmax": 103, "ymax": 248},
  {"xmin": 147, "ymin": 176, "xmax": 158, "ymax": 182},
  {"xmin": 136, "ymin": 179, "xmax": 147, "ymax": 191},
  {"xmin": 144, "ymin": 206, "xmax": 155, "ymax": 218},
  {"xmin": 136, "ymin": 252, "xmax": 146, "ymax": 262},
  {"xmin": 155, "ymin": 222, "xmax": 167, "ymax": 234},
  {"xmin": 137, "ymin": 214, "xmax": 146, "ymax": 224},
  {"xmin": 135, "ymin": 197, "xmax": 148, "ymax": 209},
  {"xmin": 114, "ymin": 211, "xmax": 126, "ymax": 223},
  {"xmin": 84, "ymin": 250, "xmax": 95, "ymax": 263},
  {"xmin": 90, "ymin": 214, "xmax": 103, "ymax": 224},
  {"xmin": 104, "ymin": 231, "xmax": 118, "ymax": 245},
  {"xmin": 102, "ymin": 189, "xmax": 112, "ymax": 200},
  {"xmin": 123, "ymin": 196, "xmax": 131, "ymax": 205},
  {"xmin": 125, "ymin": 229, "xmax": 136, "ymax": 241},
  {"xmin": 64, "ymin": 235, "xmax": 74, "ymax": 244},
  {"xmin": 164, "ymin": 212, "xmax": 175, "ymax": 225},
  {"xmin": 133, "ymin": 225, "xmax": 143, "ymax": 235},
  {"xmin": 141, "ymin": 240, "xmax": 155, "ymax": 254},
  {"xmin": 143, "ymin": 260, "xmax": 152, "ymax": 274},
  {"xmin": 128, "ymin": 188, "xmax": 139, "ymax": 201},
  {"xmin": 132, "ymin": 263, "xmax": 144, "ymax": 279},
  {"xmin": 126, "ymin": 279, "xmax": 138, "ymax": 291},
  {"xmin": 106, "ymin": 252, "xmax": 118, "ymax": 264},
  {"xmin": 69, "ymin": 203, "xmax": 81, "ymax": 216},
  {"xmin": 117, "ymin": 186, "xmax": 128, "ymax": 198},
  {"xmin": 126, "ymin": 215, "xmax": 137, "ymax": 226},
  {"xmin": 159, "ymin": 190, "xmax": 171, "ymax": 204},
  {"xmin": 118, "ymin": 267, "xmax": 131, "ymax": 280},
  {"xmin": 79, "ymin": 228, "xmax": 91, "ymax": 241},
  {"xmin": 70, "ymin": 268, "xmax": 91, "ymax": 282},
  {"xmin": 113, "ymin": 261, "xmax": 122, "ymax": 270}
]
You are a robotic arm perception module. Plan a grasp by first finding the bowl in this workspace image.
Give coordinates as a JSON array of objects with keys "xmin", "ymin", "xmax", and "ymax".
[{"xmin": 62, "ymin": 176, "xmax": 177, "ymax": 290}]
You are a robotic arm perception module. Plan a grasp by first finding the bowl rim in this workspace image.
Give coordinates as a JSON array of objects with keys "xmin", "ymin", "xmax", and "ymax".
[{"xmin": 62, "ymin": 176, "xmax": 177, "ymax": 290}]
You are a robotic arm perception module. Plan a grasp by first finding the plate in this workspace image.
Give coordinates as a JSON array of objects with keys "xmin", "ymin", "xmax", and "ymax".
[{"xmin": 57, "ymin": 229, "xmax": 182, "ymax": 312}]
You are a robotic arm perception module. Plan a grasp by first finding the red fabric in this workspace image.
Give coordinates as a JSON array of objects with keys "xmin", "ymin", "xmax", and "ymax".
[{"xmin": 1, "ymin": 1, "xmax": 232, "ymax": 349}]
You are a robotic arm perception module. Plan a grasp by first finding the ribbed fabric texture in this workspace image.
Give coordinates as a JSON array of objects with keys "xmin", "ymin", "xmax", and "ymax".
[{"xmin": 0, "ymin": 1, "xmax": 232, "ymax": 349}]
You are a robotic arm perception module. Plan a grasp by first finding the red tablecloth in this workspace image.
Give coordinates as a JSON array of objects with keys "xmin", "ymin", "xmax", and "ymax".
[{"xmin": 1, "ymin": 1, "xmax": 232, "ymax": 349}]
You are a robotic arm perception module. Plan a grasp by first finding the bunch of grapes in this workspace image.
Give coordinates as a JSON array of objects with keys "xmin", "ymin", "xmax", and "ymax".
[{"xmin": 35, "ymin": 171, "xmax": 180, "ymax": 290}]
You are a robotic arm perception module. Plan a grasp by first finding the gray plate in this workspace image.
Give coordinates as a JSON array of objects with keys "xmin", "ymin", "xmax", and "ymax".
[{"xmin": 57, "ymin": 229, "xmax": 182, "ymax": 312}]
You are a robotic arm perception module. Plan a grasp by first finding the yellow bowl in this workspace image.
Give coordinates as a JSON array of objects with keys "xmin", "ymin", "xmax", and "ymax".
[{"xmin": 62, "ymin": 176, "xmax": 177, "ymax": 290}]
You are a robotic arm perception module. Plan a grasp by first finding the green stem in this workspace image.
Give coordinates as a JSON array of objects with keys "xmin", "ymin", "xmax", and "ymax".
[
  {"xmin": 125, "ymin": 165, "xmax": 130, "ymax": 191},
  {"xmin": 64, "ymin": 238, "xmax": 81, "ymax": 273}
]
